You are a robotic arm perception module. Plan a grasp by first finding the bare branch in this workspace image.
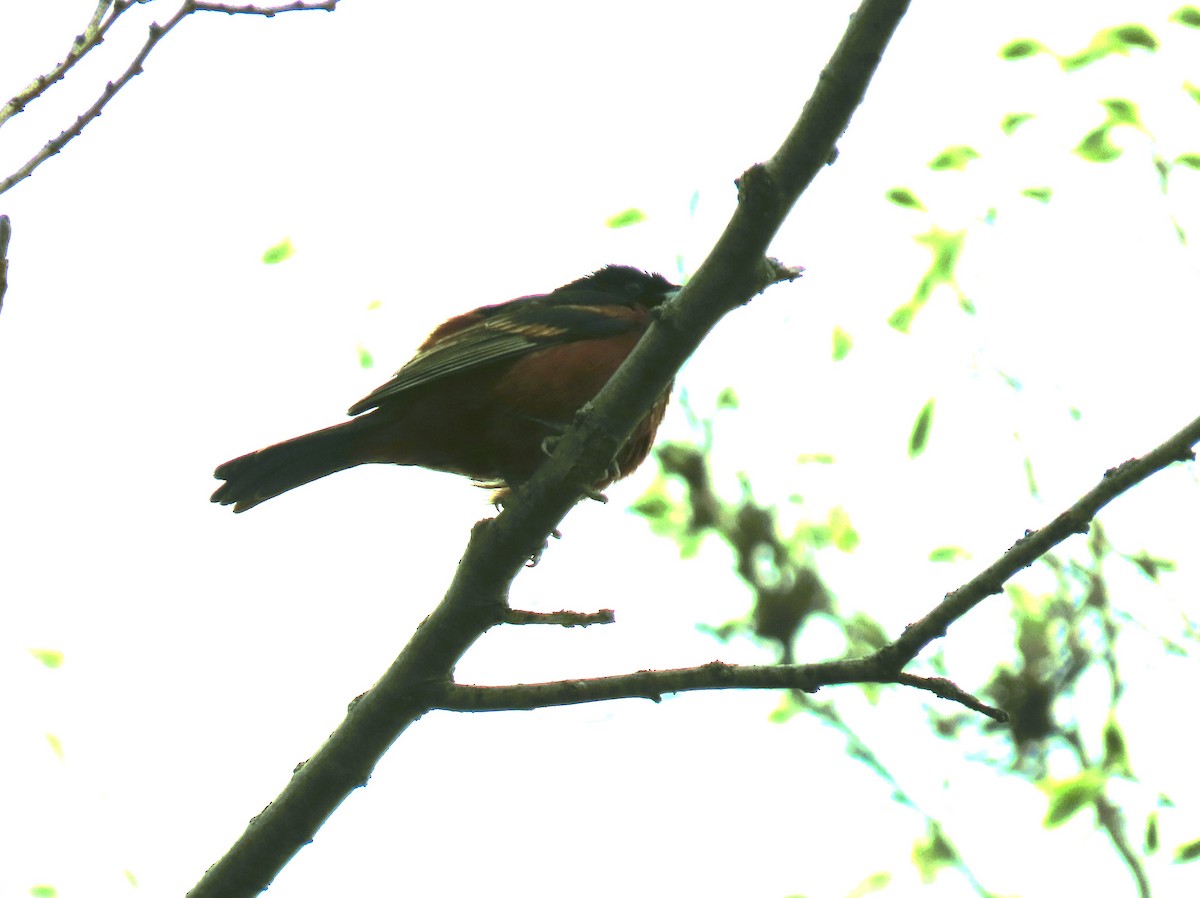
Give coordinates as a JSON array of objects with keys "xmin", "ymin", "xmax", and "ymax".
[
  {"xmin": 0, "ymin": 214, "xmax": 10, "ymax": 313},
  {"xmin": 439, "ymin": 664, "xmax": 1005, "ymax": 721},
  {"xmin": 0, "ymin": 0, "xmax": 338, "ymax": 198},
  {"xmin": 0, "ymin": 1, "xmax": 142, "ymax": 130},
  {"xmin": 193, "ymin": 1, "xmax": 337, "ymax": 13},
  {"xmin": 877, "ymin": 412, "xmax": 1200, "ymax": 670},
  {"xmin": 502, "ymin": 608, "xmax": 616, "ymax": 626}
]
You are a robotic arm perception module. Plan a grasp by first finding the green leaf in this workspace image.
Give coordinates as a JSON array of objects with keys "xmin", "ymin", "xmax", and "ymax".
[
  {"xmin": 929, "ymin": 546, "xmax": 971, "ymax": 563},
  {"xmin": 909, "ymin": 399, "xmax": 935, "ymax": 458},
  {"xmin": 29, "ymin": 887, "xmax": 58, "ymax": 898},
  {"xmin": 357, "ymin": 346, "xmax": 374, "ymax": 369},
  {"xmin": 1127, "ymin": 552, "xmax": 1177, "ymax": 580},
  {"xmin": 366, "ymin": 299, "xmax": 382, "ymax": 310},
  {"xmin": 605, "ymin": 208, "xmax": 646, "ymax": 229},
  {"xmin": 1001, "ymin": 113, "xmax": 1035, "ymax": 135},
  {"xmin": 261, "ymin": 237, "xmax": 294, "ymax": 264},
  {"xmin": 45, "ymin": 732, "xmax": 64, "ymax": 759},
  {"xmin": 1103, "ymin": 717, "xmax": 1131, "ymax": 775},
  {"xmin": 1021, "ymin": 187, "xmax": 1053, "ymax": 202},
  {"xmin": 1109, "ymin": 24, "xmax": 1159, "ymax": 50},
  {"xmin": 29, "ymin": 648, "xmax": 63, "ymax": 668},
  {"xmin": 832, "ymin": 326, "xmax": 853, "ymax": 360},
  {"xmin": 929, "ymin": 145, "xmax": 980, "ymax": 171},
  {"xmin": 1175, "ymin": 838, "xmax": 1200, "ymax": 863},
  {"xmin": 716, "ymin": 387, "xmax": 739, "ymax": 409},
  {"xmin": 1075, "ymin": 127, "xmax": 1122, "ymax": 163},
  {"xmin": 1000, "ymin": 39, "xmax": 1044, "ymax": 60},
  {"xmin": 1146, "ymin": 812, "xmax": 1160, "ymax": 854},
  {"xmin": 1175, "ymin": 153, "xmax": 1200, "ymax": 169},
  {"xmin": 796, "ymin": 453, "xmax": 835, "ymax": 465},
  {"xmin": 1043, "ymin": 770, "xmax": 1106, "ymax": 827},
  {"xmin": 829, "ymin": 506, "xmax": 859, "ymax": 553},
  {"xmin": 885, "ymin": 187, "xmax": 925, "ymax": 210},
  {"xmin": 1172, "ymin": 6, "xmax": 1200, "ymax": 27},
  {"xmin": 1185, "ymin": 81, "xmax": 1200, "ymax": 104},
  {"xmin": 1102, "ymin": 97, "xmax": 1143, "ymax": 127},
  {"xmin": 887, "ymin": 302, "xmax": 916, "ymax": 333}
]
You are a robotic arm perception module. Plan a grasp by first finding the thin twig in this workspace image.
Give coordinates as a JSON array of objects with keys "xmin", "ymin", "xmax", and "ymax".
[
  {"xmin": 0, "ymin": 214, "xmax": 10, "ymax": 313},
  {"xmin": 502, "ymin": 608, "xmax": 616, "ymax": 626},
  {"xmin": 878, "ymin": 413, "xmax": 1200, "ymax": 670},
  {"xmin": 0, "ymin": 0, "xmax": 141, "ymax": 130},
  {"xmin": 0, "ymin": 0, "xmax": 338, "ymax": 198},
  {"xmin": 439, "ymin": 661, "xmax": 1006, "ymax": 721}
]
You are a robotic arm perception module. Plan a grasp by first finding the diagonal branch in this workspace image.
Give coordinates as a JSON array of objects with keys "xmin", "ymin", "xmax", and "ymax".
[
  {"xmin": 877, "ymin": 412, "xmax": 1200, "ymax": 670},
  {"xmin": 0, "ymin": 0, "xmax": 337, "ymax": 198},
  {"xmin": 186, "ymin": 3, "xmax": 915, "ymax": 896},
  {"xmin": 0, "ymin": 1, "xmax": 141, "ymax": 130}
]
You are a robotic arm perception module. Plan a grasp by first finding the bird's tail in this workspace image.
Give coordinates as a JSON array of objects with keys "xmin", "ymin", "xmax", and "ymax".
[{"xmin": 211, "ymin": 418, "xmax": 379, "ymax": 513}]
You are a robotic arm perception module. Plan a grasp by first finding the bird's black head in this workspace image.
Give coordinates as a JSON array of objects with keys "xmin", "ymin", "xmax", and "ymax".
[{"xmin": 560, "ymin": 265, "xmax": 680, "ymax": 307}]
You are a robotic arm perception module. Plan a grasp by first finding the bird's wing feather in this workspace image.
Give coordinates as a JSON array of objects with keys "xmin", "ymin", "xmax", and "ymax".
[{"xmin": 347, "ymin": 298, "xmax": 640, "ymax": 415}]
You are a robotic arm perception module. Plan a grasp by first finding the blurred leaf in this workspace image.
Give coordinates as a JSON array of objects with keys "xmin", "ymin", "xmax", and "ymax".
[
  {"xmin": 1001, "ymin": 112, "xmax": 1035, "ymax": 134},
  {"xmin": 1176, "ymin": 153, "xmax": 1200, "ymax": 169},
  {"xmin": 45, "ymin": 732, "xmax": 64, "ymax": 759},
  {"xmin": 1109, "ymin": 24, "xmax": 1159, "ymax": 50},
  {"xmin": 929, "ymin": 546, "xmax": 971, "ymax": 563},
  {"xmin": 1103, "ymin": 717, "xmax": 1131, "ymax": 775},
  {"xmin": 1102, "ymin": 97, "xmax": 1144, "ymax": 128},
  {"xmin": 1075, "ymin": 127, "xmax": 1122, "ymax": 163},
  {"xmin": 688, "ymin": 191, "xmax": 700, "ymax": 217},
  {"xmin": 1172, "ymin": 6, "xmax": 1200, "ymax": 27},
  {"xmin": 829, "ymin": 506, "xmax": 859, "ymax": 553},
  {"xmin": 1146, "ymin": 812, "xmax": 1160, "ymax": 854},
  {"xmin": 261, "ymin": 237, "xmax": 294, "ymax": 264},
  {"xmin": 1127, "ymin": 552, "xmax": 1177, "ymax": 580},
  {"xmin": 357, "ymin": 346, "xmax": 374, "ymax": 369},
  {"xmin": 909, "ymin": 399, "xmax": 935, "ymax": 458},
  {"xmin": 832, "ymin": 326, "xmax": 853, "ymax": 360},
  {"xmin": 1024, "ymin": 454, "xmax": 1039, "ymax": 498},
  {"xmin": 885, "ymin": 187, "xmax": 925, "ymax": 210},
  {"xmin": 1175, "ymin": 838, "xmax": 1200, "ymax": 862},
  {"xmin": 1000, "ymin": 39, "xmax": 1045, "ymax": 60},
  {"xmin": 29, "ymin": 648, "xmax": 63, "ymax": 668},
  {"xmin": 1043, "ymin": 770, "xmax": 1107, "ymax": 827},
  {"xmin": 890, "ymin": 228, "xmax": 968, "ymax": 332},
  {"xmin": 845, "ymin": 872, "xmax": 892, "ymax": 898},
  {"xmin": 1022, "ymin": 187, "xmax": 1053, "ymax": 202},
  {"xmin": 1185, "ymin": 81, "xmax": 1200, "ymax": 104},
  {"xmin": 912, "ymin": 825, "xmax": 958, "ymax": 883},
  {"xmin": 929, "ymin": 145, "xmax": 980, "ymax": 171},
  {"xmin": 887, "ymin": 302, "xmax": 916, "ymax": 332},
  {"xmin": 366, "ymin": 299, "xmax": 382, "ymax": 310},
  {"xmin": 124, "ymin": 870, "xmax": 139, "ymax": 887},
  {"xmin": 845, "ymin": 613, "xmax": 889, "ymax": 653},
  {"xmin": 716, "ymin": 387, "xmax": 739, "ymax": 409},
  {"xmin": 605, "ymin": 208, "xmax": 646, "ymax": 229},
  {"xmin": 796, "ymin": 454, "xmax": 834, "ymax": 467},
  {"xmin": 29, "ymin": 887, "xmax": 58, "ymax": 898}
]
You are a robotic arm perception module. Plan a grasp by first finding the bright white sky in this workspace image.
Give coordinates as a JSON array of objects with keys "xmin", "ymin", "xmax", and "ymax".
[{"xmin": 2, "ymin": 2, "xmax": 1199, "ymax": 897}]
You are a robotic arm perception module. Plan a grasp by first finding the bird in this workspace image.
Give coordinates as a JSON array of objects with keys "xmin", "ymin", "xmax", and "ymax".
[{"xmin": 211, "ymin": 265, "xmax": 680, "ymax": 512}]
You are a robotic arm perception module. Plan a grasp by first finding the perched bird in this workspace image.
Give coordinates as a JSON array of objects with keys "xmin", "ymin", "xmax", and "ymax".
[{"xmin": 212, "ymin": 265, "xmax": 680, "ymax": 512}]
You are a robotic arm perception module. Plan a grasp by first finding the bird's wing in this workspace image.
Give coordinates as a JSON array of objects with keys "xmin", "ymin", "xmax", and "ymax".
[{"xmin": 347, "ymin": 295, "xmax": 642, "ymax": 415}]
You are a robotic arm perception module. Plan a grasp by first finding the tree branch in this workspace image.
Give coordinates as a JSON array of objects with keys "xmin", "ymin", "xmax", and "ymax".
[
  {"xmin": 877, "ymin": 412, "xmax": 1200, "ymax": 671},
  {"xmin": 439, "ymin": 661, "xmax": 1008, "ymax": 722},
  {"xmin": 0, "ymin": 0, "xmax": 337, "ymax": 198},
  {"xmin": 0, "ymin": 0, "xmax": 140, "ymax": 131},
  {"xmin": 187, "ymin": 3, "xmax": 915, "ymax": 896},
  {"xmin": 0, "ymin": 214, "xmax": 10, "ymax": 313}
]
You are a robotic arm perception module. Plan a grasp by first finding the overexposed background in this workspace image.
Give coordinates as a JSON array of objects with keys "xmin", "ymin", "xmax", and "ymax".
[{"xmin": 2, "ymin": 2, "xmax": 1198, "ymax": 896}]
